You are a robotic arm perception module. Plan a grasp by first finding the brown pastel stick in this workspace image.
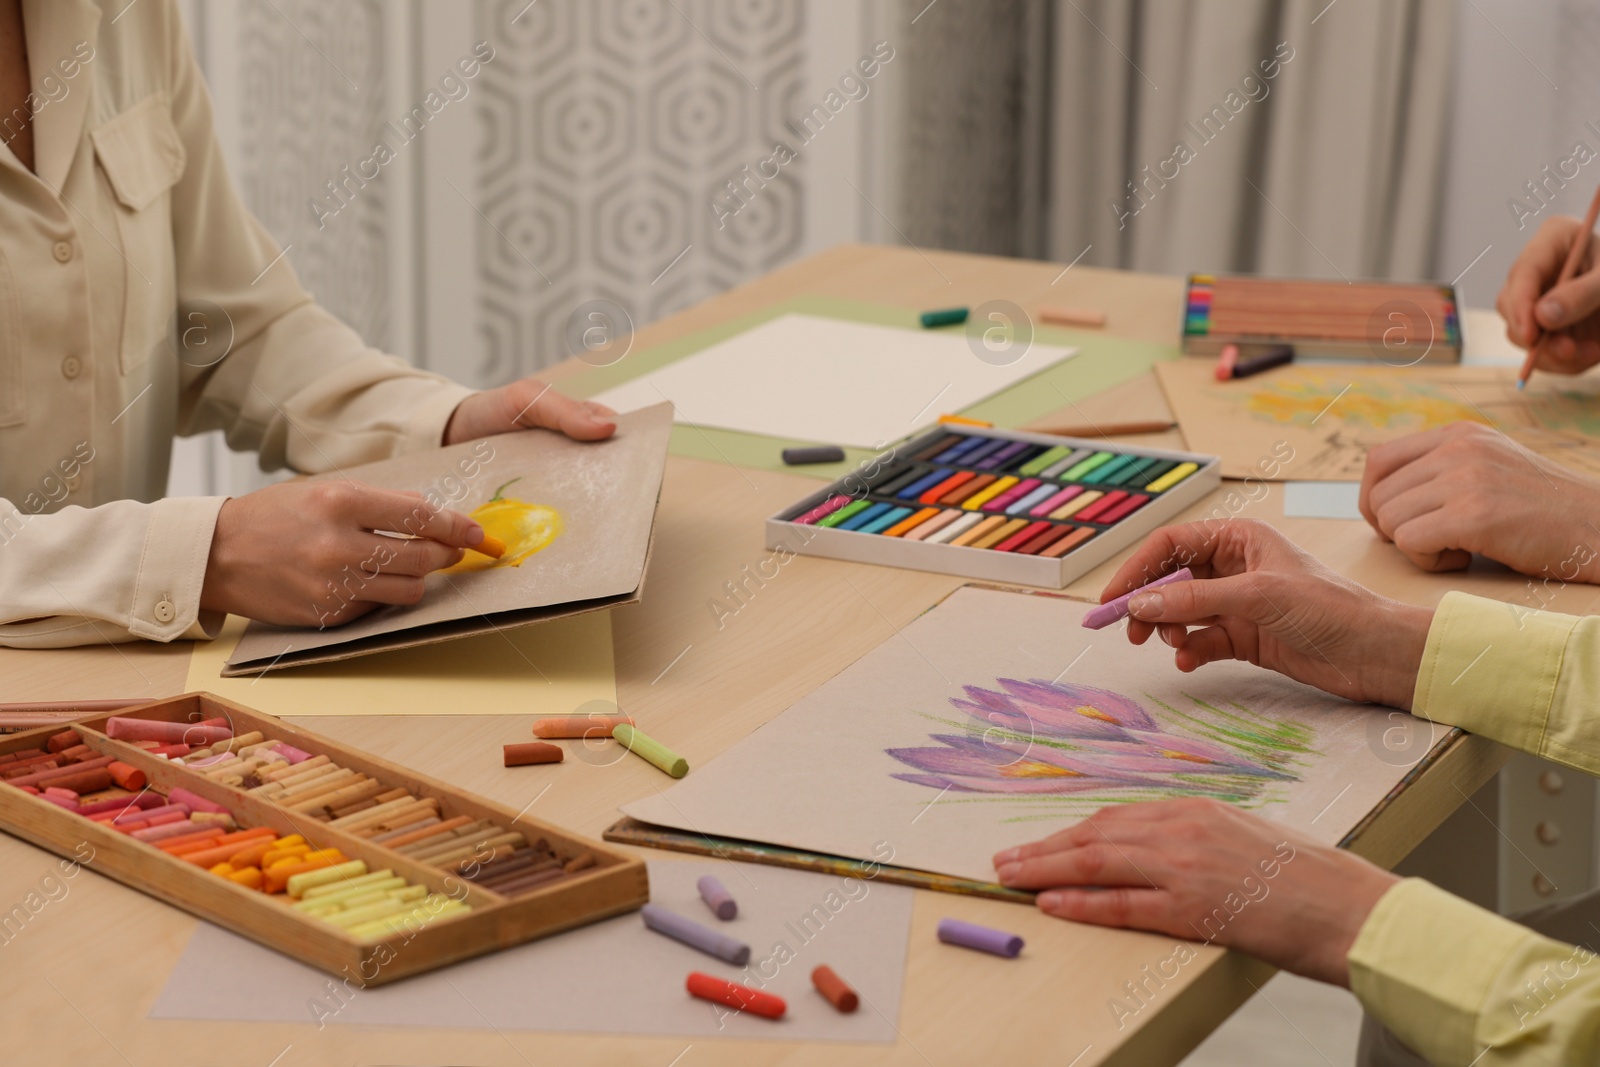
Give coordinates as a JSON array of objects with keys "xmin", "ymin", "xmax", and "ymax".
[
  {"xmin": 381, "ymin": 814, "xmax": 475, "ymax": 850},
  {"xmin": 33, "ymin": 767, "xmax": 112, "ymax": 794},
  {"xmin": 503, "ymin": 742, "xmax": 563, "ymax": 767},
  {"xmin": 290, "ymin": 778, "xmax": 386, "ymax": 814},
  {"xmin": 486, "ymin": 867, "xmax": 567, "ymax": 896},
  {"xmin": 530, "ymin": 715, "xmax": 634, "ymax": 739},
  {"xmin": 812, "ymin": 965, "xmax": 859, "ymax": 1012},
  {"xmin": 45, "ymin": 730, "xmax": 81, "ymax": 754},
  {"xmin": 563, "ymin": 851, "xmax": 597, "ymax": 874},
  {"xmin": 479, "ymin": 858, "xmax": 560, "ymax": 887},
  {"xmin": 331, "ymin": 796, "xmax": 438, "ymax": 832},
  {"xmin": 368, "ymin": 816, "xmax": 440, "ymax": 842}
]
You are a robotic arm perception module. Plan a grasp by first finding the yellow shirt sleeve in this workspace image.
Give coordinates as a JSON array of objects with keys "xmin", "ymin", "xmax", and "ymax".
[
  {"xmin": 1413, "ymin": 591, "xmax": 1600, "ymax": 775},
  {"xmin": 1347, "ymin": 593, "xmax": 1600, "ymax": 1063},
  {"xmin": 1349, "ymin": 879, "xmax": 1600, "ymax": 1065}
]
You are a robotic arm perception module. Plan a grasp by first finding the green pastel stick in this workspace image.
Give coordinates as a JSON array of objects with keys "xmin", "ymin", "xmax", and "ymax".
[
  {"xmin": 1061, "ymin": 451, "xmax": 1113, "ymax": 481},
  {"xmin": 919, "ymin": 307, "xmax": 969, "ymax": 328},
  {"xmin": 614, "ymin": 723, "xmax": 689, "ymax": 778},
  {"xmin": 1080, "ymin": 453, "xmax": 1139, "ymax": 485},
  {"xmin": 818, "ymin": 499, "xmax": 871, "ymax": 527},
  {"xmin": 1018, "ymin": 445, "xmax": 1069, "ymax": 477}
]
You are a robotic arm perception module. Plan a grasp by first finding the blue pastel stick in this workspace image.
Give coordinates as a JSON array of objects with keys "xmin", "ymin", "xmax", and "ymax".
[
  {"xmin": 838, "ymin": 502, "xmax": 891, "ymax": 530},
  {"xmin": 898, "ymin": 468, "xmax": 952, "ymax": 499},
  {"xmin": 861, "ymin": 506, "xmax": 913, "ymax": 533}
]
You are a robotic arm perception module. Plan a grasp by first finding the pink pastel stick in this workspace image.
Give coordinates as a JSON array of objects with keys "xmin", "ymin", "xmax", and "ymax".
[
  {"xmin": 131, "ymin": 820, "xmax": 213, "ymax": 843},
  {"xmin": 1029, "ymin": 485, "xmax": 1083, "ymax": 517},
  {"xmin": 114, "ymin": 803, "xmax": 189, "ymax": 824},
  {"xmin": 40, "ymin": 795, "xmax": 80, "ymax": 811},
  {"xmin": 791, "ymin": 495, "xmax": 851, "ymax": 525},
  {"xmin": 76, "ymin": 793, "xmax": 163, "ymax": 817},
  {"xmin": 105, "ymin": 718, "xmax": 234, "ymax": 746},
  {"xmin": 167, "ymin": 787, "xmax": 229, "ymax": 815},
  {"xmin": 1081, "ymin": 568, "xmax": 1194, "ymax": 630},
  {"xmin": 272, "ymin": 742, "xmax": 314, "ymax": 764},
  {"xmin": 982, "ymin": 478, "xmax": 1041, "ymax": 513}
]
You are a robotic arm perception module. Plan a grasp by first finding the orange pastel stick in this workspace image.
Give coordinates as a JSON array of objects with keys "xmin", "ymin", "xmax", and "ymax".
[
  {"xmin": 184, "ymin": 836, "xmax": 286, "ymax": 868},
  {"xmin": 226, "ymin": 867, "xmax": 264, "ymax": 890},
  {"xmin": 227, "ymin": 841, "xmax": 275, "ymax": 870},
  {"xmin": 160, "ymin": 829, "xmax": 228, "ymax": 854},
  {"xmin": 107, "ymin": 762, "xmax": 146, "ymax": 790},
  {"xmin": 263, "ymin": 852, "xmax": 346, "ymax": 893},
  {"xmin": 379, "ymin": 814, "xmax": 474, "ymax": 849},
  {"xmin": 474, "ymin": 534, "xmax": 507, "ymax": 558}
]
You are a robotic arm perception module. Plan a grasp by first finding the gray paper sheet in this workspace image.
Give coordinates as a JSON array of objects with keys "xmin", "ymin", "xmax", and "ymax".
[{"xmin": 150, "ymin": 860, "xmax": 912, "ymax": 1042}]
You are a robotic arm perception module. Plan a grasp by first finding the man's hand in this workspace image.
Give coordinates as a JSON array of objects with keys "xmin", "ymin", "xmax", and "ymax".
[
  {"xmin": 1496, "ymin": 214, "xmax": 1600, "ymax": 374},
  {"xmin": 1360, "ymin": 422, "xmax": 1600, "ymax": 580},
  {"xmin": 442, "ymin": 377, "xmax": 616, "ymax": 446},
  {"xmin": 200, "ymin": 481, "xmax": 483, "ymax": 628},
  {"xmin": 993, "ymin": 799, "xmax": 1399, "ymax": 987},
  {"xmin": 1104, "ymin": 520, "xmax": 1432, "ymax": 710}
]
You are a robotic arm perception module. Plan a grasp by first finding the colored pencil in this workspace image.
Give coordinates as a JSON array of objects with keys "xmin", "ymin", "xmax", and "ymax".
[{"xmin": 1521, "ymin": 181, "xmax": 1600, "ymax": 390}]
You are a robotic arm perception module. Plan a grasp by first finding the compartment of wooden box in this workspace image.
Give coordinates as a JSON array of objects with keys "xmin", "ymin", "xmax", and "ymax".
[{"xmin": 0, "ymin": 692, "xmax": 648, "ymax": 985}]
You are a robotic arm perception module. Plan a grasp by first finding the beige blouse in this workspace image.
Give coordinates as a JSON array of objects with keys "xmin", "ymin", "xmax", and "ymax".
[{"xmin": 0, "ymin": 0, "xmax": 471, "ymax": 647}]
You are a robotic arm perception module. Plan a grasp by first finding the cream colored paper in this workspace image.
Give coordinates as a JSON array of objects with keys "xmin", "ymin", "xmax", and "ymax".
[
  {"xmin": 592, "ymin": 313, "xmax": 1078, "ymax": 449},
  {"xmin": 623, "ymin": 586, "xmax": 1447, "ymax": 885},
  {"xmin": 1158, "ymin": 358, "xmax": 1600, "ymax": 481},
  {"xmin": 189, "ymin": 611, "xmax": 615, "ymax": 716}
]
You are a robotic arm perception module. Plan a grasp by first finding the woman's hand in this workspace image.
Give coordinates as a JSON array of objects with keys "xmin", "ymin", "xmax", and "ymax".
[
  {"xmin": 1496, "ymin": 214, "xmax": 1600, "ymax": 374},
  {"xmin": 200, "ymin": 481, "xmax": 483, "ymax": 628},
  {"xmin": 443, "ymin": 377, "xmax": 616, "ymax": 446},
  {"xmin": 1360, "ymin": 421, "xmax": 1600, "ymax": 578},
  {"xmin": 992, "ymin": 799, "xmax": 1399, "ymax": 987},
  {"xmin": 1102, "ymin": 520, "xmax": 1431, "ymax": 710}
]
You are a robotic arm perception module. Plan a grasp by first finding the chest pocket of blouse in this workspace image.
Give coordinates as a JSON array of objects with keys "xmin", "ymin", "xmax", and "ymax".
[{"xmin": 90, "ymin": 93, "xmax": 186, "ymax": 376}]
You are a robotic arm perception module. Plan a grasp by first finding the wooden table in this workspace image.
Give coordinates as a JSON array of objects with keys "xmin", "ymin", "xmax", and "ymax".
[{"xmin": 0, "ymin": 244, "xmax": 1579, "ymax": 1066}]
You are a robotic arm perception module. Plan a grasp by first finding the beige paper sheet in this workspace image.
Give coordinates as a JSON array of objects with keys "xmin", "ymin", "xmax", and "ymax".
[
  {"xmin": 623, "ymin": 585, "xmax": 1449, "ymax": 885},
  {"xmin": 189, "ymin": 611, "xmax": 615, "ymax": 716},
  {"xmin": 1158, "ymin": 357, "xmax": 1600, "ymax": 480},
  {"xmin": 226, "ymin": 403, "xmax": 671, "ymax": 673}
]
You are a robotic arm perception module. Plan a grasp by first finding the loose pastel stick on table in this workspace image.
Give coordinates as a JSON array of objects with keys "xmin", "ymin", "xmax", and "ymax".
[
  {"xmin": 697, "ymin": 875, "xmax": 737, "ymax": 920},
  {"xmin": 937, "ymin": 917, "xmax": 1024, "ymax": 958},
  {"xmin": 686, "ymin": 972, "xmax": 785, "ymax": 1019},
  {"xmin": 1081, "ymin": 567, "xmax": 1195, "ymax": 630},
  {"xmin": 812, "ymin": 965, "xmax": 860, "ymax": 1012},
  {"xmin": 503, "ymin": 742, "xmax": 564, "ymax": 767},
  {"xmin": 642, "ymin": 904, "xmax": 750, "ymax": 965},
  {"xmin": 613, "ymin": 723, "xmax": 688, "ymax": 778},
  {"xmin": 531, "ymin": 714, "xmax": 635, "ymax": 739}
]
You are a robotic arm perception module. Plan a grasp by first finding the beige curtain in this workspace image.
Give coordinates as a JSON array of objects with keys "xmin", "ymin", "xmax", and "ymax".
[{"xmin": 904, "ymin": 0, "xmax": 1456, "ymax": 282}]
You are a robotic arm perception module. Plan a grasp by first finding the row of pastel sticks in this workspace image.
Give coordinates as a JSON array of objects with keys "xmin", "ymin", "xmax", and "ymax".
[
  {"xmin": 144, "ymin": 719, "xmax": 594, "ymax": 897},
  {"xmin": 789, "ymin": 432, "xmax": 1198, "ymax": 556}
]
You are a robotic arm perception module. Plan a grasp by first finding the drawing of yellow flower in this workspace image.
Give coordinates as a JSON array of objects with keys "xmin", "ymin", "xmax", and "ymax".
[{"xmin": 443, "ymin": 478, "xmax": 563, "ymax": 573}]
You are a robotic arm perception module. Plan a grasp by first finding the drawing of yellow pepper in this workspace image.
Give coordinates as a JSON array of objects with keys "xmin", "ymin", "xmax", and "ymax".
[{"xmin": 443, "ymin": 478, "xmax": 563, "ymax": 573}]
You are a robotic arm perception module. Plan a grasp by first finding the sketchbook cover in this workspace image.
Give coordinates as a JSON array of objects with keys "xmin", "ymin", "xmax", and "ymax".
[{"xmin": 223, "ymin": 403, "xmax": 672, "ymax": 675}]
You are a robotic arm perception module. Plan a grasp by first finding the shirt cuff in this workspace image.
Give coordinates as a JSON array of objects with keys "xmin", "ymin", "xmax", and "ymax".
[
  {"xmin": 127, "ymin": 496, "xmax": 225, "ymax": 641},
  {"xmin": 401, "ymin": 381, "xmax": 476, "ymax": 455},
  {"xmin": 1348, "ymin": 878, "xmax": 1531, "ymax": 1064},
  {"xmin": 1411, "ymin": 590, "xmax": 1576, "ymax": 751}
]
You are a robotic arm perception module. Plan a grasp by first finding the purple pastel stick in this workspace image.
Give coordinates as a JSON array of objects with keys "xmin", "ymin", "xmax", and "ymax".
[
  {"xmin": 697, "ymin": 875, "xmax": 737, "ymax": 920},
  {"xmin": 937, "ymin": 918, "xmax": 1024, "ymax": 958},
  {"xmin": 1080, "ymin": 567, "xmax": 1194, "ymax": 630},
  {"xmin": 640, "ymin": 904, "xmax": 751, "ymax": 965}
]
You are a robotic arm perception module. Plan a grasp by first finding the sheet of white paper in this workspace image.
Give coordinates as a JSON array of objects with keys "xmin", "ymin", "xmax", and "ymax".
[
  {"xmin": 150, "ymin": 860, "xmax": 912, "ymax": 1041},
  {"xmin": 1282, "ymin": 481, "xmax": 1363, "ymax": 521},
  {"xmin": 623, "ymin": 586, "xmax": 1447, "ymax": 884},
  {"xmin": 592, "ymin": 313, "xmax": 1078, "ymax": 448},
  {"xmin": 1461, "ymin": 306, "xmax": 1521, "ymax": 365}
]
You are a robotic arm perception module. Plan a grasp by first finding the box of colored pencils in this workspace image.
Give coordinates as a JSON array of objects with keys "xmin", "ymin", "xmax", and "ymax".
[
  {"xmin": 0, "ymin": 692, "xmax": 647, "ymax": 985},
  {"xmin": 767, "ymin": 426, "xmax": 1220, "ymax": 587},
  {"xmin": 1182, "ymin": 274, "xmax": 1461, "ymax": 363}
]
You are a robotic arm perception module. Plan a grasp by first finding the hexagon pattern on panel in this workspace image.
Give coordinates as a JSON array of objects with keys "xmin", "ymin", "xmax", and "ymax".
[
  {"xmin": 475, "ymin": 0, "xmax": 804, "ymax": 378},
  {"xmin": 238, "ymin": 1, "xmax": 393, "ymax": 351}
]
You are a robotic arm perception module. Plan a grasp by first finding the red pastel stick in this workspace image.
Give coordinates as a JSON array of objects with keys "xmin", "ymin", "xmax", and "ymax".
[{"xmin": 685, "ymin": 972, "xmax": 785, "ymax": 1019}]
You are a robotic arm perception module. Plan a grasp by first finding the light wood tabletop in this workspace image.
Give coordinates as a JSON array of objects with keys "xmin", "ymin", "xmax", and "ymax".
[{"xmin": 0, "ymin": 243, "xmax": 1576, "ymax": 1066}]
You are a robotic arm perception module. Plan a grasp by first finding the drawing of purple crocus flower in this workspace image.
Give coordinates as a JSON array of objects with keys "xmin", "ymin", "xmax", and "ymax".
[{"xmin": 888, "ymin": 678, "xmax": 1304, "ymax": 801}]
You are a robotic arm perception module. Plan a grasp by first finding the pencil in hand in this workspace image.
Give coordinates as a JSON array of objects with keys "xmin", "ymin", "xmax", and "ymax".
[{"xmin": 1520, "ymin": 182, "xmax": 1600, "ymax": 390}]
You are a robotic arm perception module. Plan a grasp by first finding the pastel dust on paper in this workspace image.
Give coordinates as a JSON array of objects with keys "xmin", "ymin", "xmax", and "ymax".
[
  {"xmin": 888, "ymin": 677, "xmax": 1312, "ymax": 817},
  {"xmin": 1244, "ymin": 374, "xmax": 1487, "ymax": 432},
  {"xmin": 444, "ymin": 477, "xmax": 564, "ymax": 574}
]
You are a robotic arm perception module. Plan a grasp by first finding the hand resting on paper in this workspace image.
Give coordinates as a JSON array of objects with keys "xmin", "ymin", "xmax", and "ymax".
[
  {"xmin": 992, "ymin": 799, "xmax": 1399, "ymax": 987},
  {"xmin": 443, "ymin": 377, "xmax": 617, "ymax": 446},
  {"xmin": 1358, "ymin": 421, "xmax": 1600, "ymax": 579},
  {"xmin": 1497, "ymin": 214, "xmax": 1600, "ymax": 375},
  {"xmin": 1099, "ymin": 520, "xmax": 1432, "ymax": 711}
]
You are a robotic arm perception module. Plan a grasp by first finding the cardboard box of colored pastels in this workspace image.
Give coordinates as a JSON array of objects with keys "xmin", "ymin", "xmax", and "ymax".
[
  {"xmin": 0, "ymin": 693, "xmax": 647, "ymax": 985},
  {"xmin": 767, "ymin": 426, "xmax": 1220, "ymax": 588}
]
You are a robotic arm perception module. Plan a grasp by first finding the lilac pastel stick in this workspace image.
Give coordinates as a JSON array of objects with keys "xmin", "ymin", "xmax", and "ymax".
[
  {"xmin": 1080, "ymin": 567, "xmax": 1194, "ymax": 630},
  {"xmin": 640, "ymin": 904, "xmax": 751, "ymax": 965},
  {"xmin": 696, "ymin": 875, "xmax": 737, "ymax": 920},
  {"xmin": 937, "ymin": 918, "xmax": 1024, "ymax": 958}
]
